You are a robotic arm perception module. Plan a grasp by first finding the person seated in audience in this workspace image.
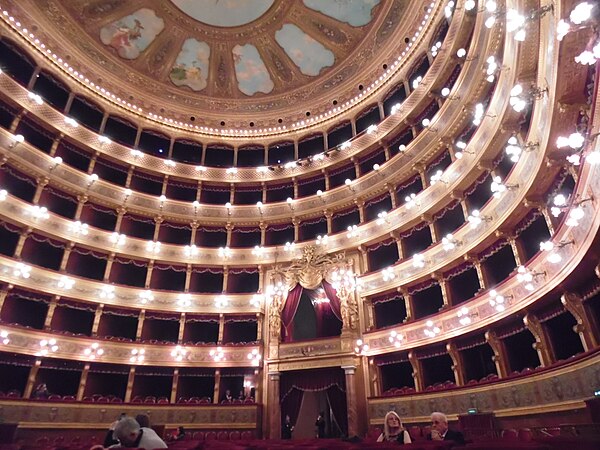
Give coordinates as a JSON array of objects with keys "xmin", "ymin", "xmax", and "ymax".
[
  {"xmin": 103, "ymin": 413, "xmax": 126, "ymax": 447},
  {"xmin": 238, "ymin": 390, "xmax": 245, "ymax": 400},
  {"xmin": 32, "ymin": 383, "xmax": 49, "ymax": 399},
  {"xmin": 223, "ymin": 389, "xmax": 233, "ymax": 402},
  {"xmin": 377, "ymin": 411, "xmax": 412, "ymax": 444},
  {"xmin": 135, "ymin": 414, "xmax": 150, "ymax": 428},
  {"xmin": 174, "ymin": 426, "xmax": 186, "ymax": 441},
  {"xmin": 112, "ymin": 416, "xmax": 167, "ymax": 449},
  {"xmin": 427, "ymin": 411, "xmax": 465, "ymax": 445}
]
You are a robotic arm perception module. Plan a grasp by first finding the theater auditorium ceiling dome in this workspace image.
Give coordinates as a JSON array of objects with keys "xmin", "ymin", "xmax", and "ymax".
[{"xmin": 7, "ymin": 0, "xmax": 436, "ymax": 134}]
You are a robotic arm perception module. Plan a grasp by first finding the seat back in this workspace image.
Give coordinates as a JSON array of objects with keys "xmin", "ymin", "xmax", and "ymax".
[{"xmin": 501, "ymin": 428, "xmax": 518, "ymax": 440}]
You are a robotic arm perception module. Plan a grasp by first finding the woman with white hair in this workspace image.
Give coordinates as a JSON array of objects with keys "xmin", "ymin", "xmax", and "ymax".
[{"xmin": 377, "ymin": 411, "xmax": 412, "ymax": 443}]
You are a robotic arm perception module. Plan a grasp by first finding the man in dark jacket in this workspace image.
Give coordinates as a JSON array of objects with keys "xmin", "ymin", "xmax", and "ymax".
[{"xmin": 427, "ymin": 412, "xmax": 465, "ymax": 445}]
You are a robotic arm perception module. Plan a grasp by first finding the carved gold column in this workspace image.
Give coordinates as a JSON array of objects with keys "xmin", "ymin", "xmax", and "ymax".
[
  {"xmin": 0, "ymin": 286, "xmax": 11, "ymax": 314},
  {"xmin": 343, "ymin": 365, "xmax": 359, "ymax": 437},
  {"xmin": 43, "ymin": 295, "xmax": 59, "ymax": 330},
  {"xmin": 268, "ymin": 371, "xmax": 281, "ymax": 439},
  {"xmin": 523, "ymin": 313, "xmax": 554, "ymax": 367},
  {"xmin": 367, "ymin": 357, "xmax": 381, "ymax": 397},
  {"xmin": 77, "ymin": 363, "xmax": 90, "ymax": 401},
  {"xmin": 446, "ymin": 342, "xmax": 465, "ymax": 386},
  {"xmin": 213, "ymin": 369, "xmax": 221, "ymax": 404},
  {"xmin": 561, "ymin": 293, "xmax": 598, "ymax": 351},
  {"xmin": 485, "ymin": 330, "xmax": 509, "ymax": 378},
  {"xmin": 178, "ymin": 313, "xmax": 186, "ymax": 344},
  {"xmin": 124, "ymin": 367, "xmax": 135, "ymax": 403},
  {"xmin": 91, "ymin": 304, "xmax": 103, "ymax": 337},
  {"xmin": 171, "ymin": 368, "xmax": 179, "ymax": 404},
  {"xmin": 408, "ymin": 350, "xmax": 424, "ymax": 392},
  {"xmin": 135, "ymin": 309, "xmax": 145, "ymax": 340},
  {"xmin": 218, "ymin": 313, "xmax": 225, "ymax": 343},
  {"xmin": 24, "ymin": 359, "xmax": 41, "ymax": 399},
  {"xmin": 399, "ymin": 288, "xmax": 414, "ymax": 322}
]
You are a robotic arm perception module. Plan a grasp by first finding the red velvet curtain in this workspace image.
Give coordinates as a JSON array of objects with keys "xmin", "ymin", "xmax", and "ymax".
[
  {"xmin": 326, "ymin": 385, "xmax": 348, "ymax": 436},
  {"xmin": 280, "ymin": 387, "xmax": 304, "ymax": 429},
  {"xmin": 281, "ymin": 284, "xmax": 303, "ymax": 342},
  {"xmin": 322, "ymin": 280, "xmax": 342, "ymax": 322}
]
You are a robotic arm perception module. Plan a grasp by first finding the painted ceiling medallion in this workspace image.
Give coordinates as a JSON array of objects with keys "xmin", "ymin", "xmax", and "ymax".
[
  {"xmin": 233, "ymin": 44, "xmax": 275, "ymax": 95},
  {"xmin": 275, "ymin": 24, "xmax": 335, "ymax": 76},
  {"xmin": 170, "ymin": 0, "xmax": 276, "ymax": 27},
  {"xmin": 170, "ymin": 39, "xmax": 211, "ymax": 92},
  {"xmin": 99, "ymin": 8, "xmax": 164, "ymax": 60},
  {"xmin": 303, "ymin": 0, "xmax": 381, "ymax": 27}
]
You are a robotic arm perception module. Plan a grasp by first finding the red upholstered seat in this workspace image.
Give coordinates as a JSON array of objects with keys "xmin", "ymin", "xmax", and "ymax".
[
  {"xmin": 501, "ymin": 428, "xmax": 519, "ymax": 440},
  {"xmin": 519, "ymin": 428, "xmax": 534, "ymax": 442},
  {"xmin": 409, "ymin": 425, "xmax": 422, "ymax": 440},
  {"xmin": 205, "ymin": 432, "xmax": 217, "ymax": 440},
  {"xmin": 240, "ymin": 431, "xmax": 253, "ymax": 440},
  {"xmin": 192, "ymin": 431, "xmax": 204, "ymax": 441},
  {"xmin": 217, "ymin": 431, "xmax": 229, "ymax": 440},
  {"xmin": 229, "ymin": 431, "xmax": 240, "ymax": 440}
]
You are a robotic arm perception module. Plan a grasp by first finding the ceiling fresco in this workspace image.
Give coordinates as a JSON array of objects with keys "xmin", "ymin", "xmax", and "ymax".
[{"xmin": 8, "ymin": 0, "xmax": 424, "ymax": 126}]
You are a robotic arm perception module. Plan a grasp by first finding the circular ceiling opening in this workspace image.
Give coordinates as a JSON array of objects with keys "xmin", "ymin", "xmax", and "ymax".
[{"xmin": 170, "ymin": 0, "xmax": 276, "ymax": 27}]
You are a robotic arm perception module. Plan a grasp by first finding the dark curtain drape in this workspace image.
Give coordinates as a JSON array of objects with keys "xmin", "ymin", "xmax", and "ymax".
[
  {"xmin": 322, "ymin": 280, "xmax": 342, "ymax": 322},
  {"xmin": 326, "ymin": 385, "xmax": 348, "ymax": 436},
  {"xmin": 280, "ymin": 368, "xmax": 347, "ymax": 433},
  {"xmin": 280, "ymin": 387, "xmax": 304, "ymax": 428},
  {"xmin": 281, "ymin": 284, "xmax": 303, "ymax": 342}
]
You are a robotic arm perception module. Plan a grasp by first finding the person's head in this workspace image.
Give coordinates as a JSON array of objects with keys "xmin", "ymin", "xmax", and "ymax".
[
  {"xmin": 285, "ymin": 414, "xmax": 291, "ymax": 423},
  {"xmin": 135, "ymin": 413, "xmax": 150, "ymax": 428},
  {"xmin": 178, "ymin": 426, "xmax": 185, "ymax": 434},
  {"xmin": 225, "ymin": 389, "xmax": 231, "ymax": 395},
  {"xmin": 319, "ymin": 411, "xmax": 324, "ymax": 418},
  {"xmin": 430, "ymin": 412, "xmax": 448, "ymax": 435},
  {"xmin": 113, "ymin": 417, "xmax": 141, "ymax": 446},
  {"xmin": 383, "ymin": 411, "xmax": 402, "ymax": 436}
]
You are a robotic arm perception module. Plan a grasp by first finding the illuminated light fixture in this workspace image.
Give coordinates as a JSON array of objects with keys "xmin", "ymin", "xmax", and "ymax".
[
  {"xmin": 354, "ymin": 339, "xmax": 369, "ymax": 356},
  {"xmin": 510, "ymin": 83, "xmax": 547, "ymax": 112},
  {"xmin": 192, "ymin": 200, "xmax": 200, "ymax": 210},
  {"xmin": 485, "ymin": 56, "xmax": 498, "ymax": 82},
  {"xmin": 13, "ymin": 262, "xmax": 31, "ymax": 279},
  {"xmin": 50, "ymin": 156, "xmax": 63, "ymax": 171},
  {"xmin": 64, "ymin": 117, "xmax": 78, "ymax": 128},
  {"xmin": 99, "ymin": 285, "xmax": 115, "ymax": 299},
  {"xmin": 430, "ymin": 169, "xmax": 445, "ymax": 185},
  {"xmin": 146, "ymin": 241, "xmax": 161, "ymax": 254},
  {"xmin": 489, "ymin": 289, "xmax": 509, "ymax": 312},
  {"xmin": 316, "ymin": 234, "xmax": 328, "ymax": 246},
  {"xmin": 566, "ymin": 206, "xmax": 586, "ymax": 227},
  {"xmin": 83, "ymin": 342, "xmax": 104, "ymax": 360},
  {"xmin": 209, "ymin": 347, "xmax": 224, "ymax": 362},
  {"xmin": 472, "ymin": 103, "xmax": 485, "ymax": 125},
  {"xmin": 29, "ymin": 205, "xmax": 50, "ymax": 220},
  {"xmin": 431, "ymin": 41, "xmax": 442, "ymax": 57},
  {"xmin": 171, "ymin": 345, "xmax": 188, "ymax": 362},
  {"xmin": 456, "ymin": 48, "xmax": 467, "ymax": 58},
  {"xmin": 284, "ymin": 241, "xmax": 295, "ymax": 252},
  {"xmin": 138, "ymin": 290, "xmax": 154, "ymax": 304},
  {"xmin": 247, "ymin": 349, "xmax": 261, "ymax": 365},
  {"xmin": 467, "ymin": 209, "xmax": 491, "ymax": 228},
  {"xmin": 341, "ymin": 141, "xmax": 351, "ymax": 150},
  {"xmin": 376, "ymin": 211, "xmax": 389, "ymax": 225},
  {"xmin": 454, "ymin": 141, "xmax": 473, "ymax": 159},
  {"xmin": 38, "ymin": 338, "xmax": 58, "ymax": 356},
  {"xmin": 57, "ymin": 275, "xmax": 75, "ymax": 290},
  {"xmin": 457, "ymin": 307, "xmax": 473, "ymax": 326},
  {"xmin": 226, "ymin": 167, "xmax": 238, "ymax": 175},
  {"xmin": 267, "ymin": 282, "xmax": 286, "ymax": 299},
  {"xmin": 224, "ymin": 202, "xmax": 232, "ymax": 215},
  {"xmin": 0, "ymin": 189, "xmax": 7, "ymax": 201},
  {"xmin": 391, "ymin": 103, "xmax": 403, "ymax": 114},
  {"xmin": 490, "ymin": 176, "xmax": 518, "ymax": 198},
  {"xmin": 464, "ymin": 0, "xmax": 476, "ymax": 11},
  {"xmin": 516, "ymin": 266, "xmax": 545, "ymax": 291},
  {"xmin": 256, "ymin": 166, "xmax": 268, "ymax": 173},
  {"xmin": 215, "ymin": 295, "xmax": 228, "ymax": 308},
  {"xmin": 441, "ymin": 87, "xmax": 451, "ymax": 97},
  {"xmin": 398, "ymin": 144, "xmax": 407, "ymax": 153},
  {"xmin": 412, "ymin": 75, "xmax": 423, "ymax": 89},
  {"xmin": 540, "ymin": 239, "xmax": 575, "ymax": 264},
  {"xmin": 110, "ymin": 232, "xmax": 126, "ymax": 246},
  {"xmin": 366, "ymin": 124, "xmax": 378, "ymax": 135},
  {"xmin": 98, "ymin": 136, "xmax": 111, "ymax": 145},
  {"xmin": 27, "ymin": 91, "xmax": 43, "ymax": 105},
  {"xmin": 316, "ymin": 189, "xmax": 324, "ymax": 197},
  {"xmin": 421, "ymin": 118, "xmax": 431, "ymax": 128},
  {"xmin": 87, "ymin": 173, "xmax": 99, "ymax": 187},
  {"xmin": 68, "ymin": 220, "xmax": 89, "ymax": 235},
  {"xmin": 556, "ymin": 132, "xmax": 586, "ymax": 149},
  {"xmin": 346, "ymin": 225, "xmax": 359, "ymax": 239},
  {"xmin": 130, "ymin": 149, "xmax": 143, "ymax": 158},
  {"xmin": 389, "ymin": 330, "xmax": 403, "ymax": 348},
  {"xmin": 405, "ymin": 193, "xmax": 418, "ymax": 209},
  {"xmin": 195, "ymin": 165, "xmax": 207, "ymax": 172},
  {"xmin": 252, "ymin": 245, "xmax": 265, "ymax": 256},
  {"xmin": 412, "ymin": 253, "xmax": 426, "ymax": 268},
  {"xmin": 256, "ymin": 201, "xmax": 263, "ymax": 213},
  {"xmin": 373, "ymin": 163, "xmax": 380, "ymax": 171},
  {"xmin": 442, "ymin": 233, "xmax": 460, "ymax": 251},
  {"xmin": 164, "ymin": 160, "xmax": 176, "ymax": 167},
  {"xmin": 8, "ymin": 134, "xmax": 24, "ymax": 148},
  {"xmin": 286, "ymin": 197, "xmax": 295, "ymax": 210},
  {"xmin": 382, "ymin": 266, "xmax": 396, "ymax": 281},
  {"xmin": 424, "ymin": 320, "xmax": 441, "ymax": 338},
  {"xmin": 159, "ymin": 194, "xmax": 166, "ymax": 205},
  {"xmin": 218, "ymin": 246, "xmax": 232, "ymax": 258},
  {"xmin": 506, "ymin": 8, "xmax": 526, "ymax": 41},
  {"xmin": 345, "ymin": 178, "xmax": 355, "ymax": 192},
  {"xmin": 284, "ymin": 161, "xmax": 296, "ymax": 169},
  {"xmin": 0, "ymin": 330, "xmax": 9, "ymax": 345},
  {"xmin": 124, "ymin": 188, "xmax": 132, "ymax": 199},
  {"xmin": 130, "ymin": 348, "xmax": 145, "ymax": 363},
  {"xmin": 313, "ymin": 153, "xmax": 325, "ymax": 161},
  {"xmin": 444, "ymin": 1, "xmax": 454, "ymax": 18},
  {"xmin": 330, "ymin": 268, "xmax": 356, "ymax": 292},
  {"xmin": 184, "ymin": 244, "xmax": 198, "ymax": 257},
  {"xmin": 178, "ymin": 293, "xmax": 191, "ymax": 308},
  {"xmin": 505, "ymin": 136, "xmax": 522, "ymax": 162},
  {"xmin": 250, "ymin": 294, "xmax": 263, "ymax": 308}
]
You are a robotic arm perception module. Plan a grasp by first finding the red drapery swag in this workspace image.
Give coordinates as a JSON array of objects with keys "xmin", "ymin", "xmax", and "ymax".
[
  {"xmin": 281, "ymin": 284, "xmax": 303, "ymax": 342},
  {"xmin": 322, "ymin": 280, "xmax": 342, "ymax": 322}
]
